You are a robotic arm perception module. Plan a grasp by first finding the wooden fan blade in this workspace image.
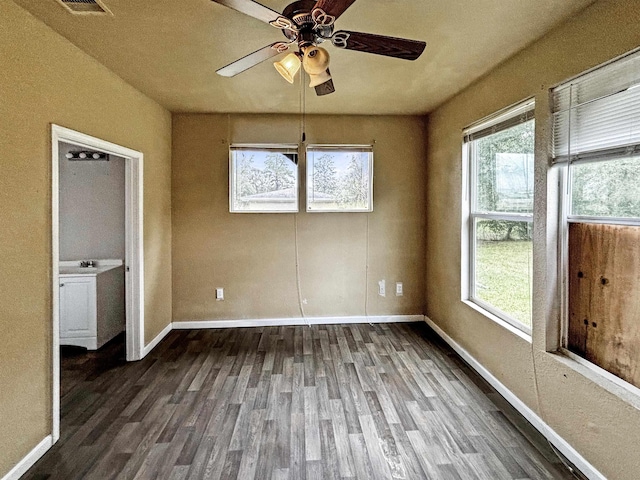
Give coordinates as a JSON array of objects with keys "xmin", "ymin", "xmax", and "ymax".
[
  {"xmin": 211, "ymin": 0, "xmax": 293, "ymax": 29},
  {"xmin": 312, "ymin": 0, "xmax": 357, "ymax": 22},
  {"xmin": 216, "ymin": 43, "xmax": 290, "ymax": 77},
  {"xmin": 331, "ymin": 31, "xmax": 426, "ymax": 60}
]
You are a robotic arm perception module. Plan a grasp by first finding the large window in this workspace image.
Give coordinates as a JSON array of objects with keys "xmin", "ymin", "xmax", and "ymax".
[
  {"xmin": 553, "ymin": 50, "xmax": 640, "ymax": 390},
  {"xmin": 306, "ymin": 145, "xmax": 373, "ymax": 212},
  {"xmin": 229, "ymin": 145, "xmax": 299, "ymax": 213},
  {"xmin": 464, "ymin": 100, "xmax": 535, "ymax": 333}
]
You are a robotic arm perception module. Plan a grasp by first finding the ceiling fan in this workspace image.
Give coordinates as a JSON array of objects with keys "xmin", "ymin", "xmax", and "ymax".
[{"xmin": 212, "ymin": 0, "xmax": 427, "ymax": 96}]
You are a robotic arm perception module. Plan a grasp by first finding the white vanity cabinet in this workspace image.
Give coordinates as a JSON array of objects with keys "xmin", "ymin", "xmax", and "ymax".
[
  {"xmin": 59, "ymin": 263, "xmax": 125, "ymax": 350},
  {"xmin": 59, "ymin": 276, "xmax": 96, "ymax": 344}
]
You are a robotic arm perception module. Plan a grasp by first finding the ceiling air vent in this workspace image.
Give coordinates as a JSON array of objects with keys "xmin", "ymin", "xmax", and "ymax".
[{"xmin": 56, "ymin": 0, "xmax": 112, "ymax": 15}]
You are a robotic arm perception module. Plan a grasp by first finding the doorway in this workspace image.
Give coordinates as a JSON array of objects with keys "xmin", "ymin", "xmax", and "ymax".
[{"xmin": 51, "ymin": 124, "xmax": 144, "ymax": 443}]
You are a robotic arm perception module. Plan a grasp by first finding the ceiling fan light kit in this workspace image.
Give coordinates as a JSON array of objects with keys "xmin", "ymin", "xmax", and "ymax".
[
  {"xmin": 307, "ymin": 69, "xmax": 331, "ymax": 88},
  {"xmin": 212, "ymin": 0, "xmax": 426, "ymax": 96},
  {"xmin": 302, "ymin": 46, "xmax": 331, "ymax": 87}
]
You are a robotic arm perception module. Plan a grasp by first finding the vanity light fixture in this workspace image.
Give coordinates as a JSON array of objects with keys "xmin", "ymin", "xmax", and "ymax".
[{"xmin": 65, "ymin": 150, "xmax": 109, "ymax": 161}]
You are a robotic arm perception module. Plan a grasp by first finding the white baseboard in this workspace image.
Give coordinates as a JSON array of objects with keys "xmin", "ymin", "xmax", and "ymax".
[
  {"xmin": 172, "ymin": 315, "xmax": 424, "ymax": 330},
  {"xmin": 424, "ymin": 316, "xmax": 605, "ymax": 480},
  {"xmin": 2, "ymin": 436, "xmax": 52, "ymax": 480},
  {"xmin": 142, "ymin": 322, "xmax": 172, "ymax": 357},
  {"xmin": 140, "ymin": 316, "xmax": 421, "ymax": 357}
]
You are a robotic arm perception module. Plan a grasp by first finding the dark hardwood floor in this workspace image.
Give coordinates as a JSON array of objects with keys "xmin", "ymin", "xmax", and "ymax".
[{"xmin": 24, "ymin": 323, "xmax": 579, "ymax": 479}]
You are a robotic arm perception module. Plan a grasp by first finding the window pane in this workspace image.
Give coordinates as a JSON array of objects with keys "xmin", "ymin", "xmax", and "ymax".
[
  {"xmin": 475, "ymin": 120, "xmax": 535, "ymax": 214},
  {"xmin": 230, "ymin": 148, "xmax": 298, "ymax": 213},
  {"xmin": 571, "ymin": 156, "xmax": 640, "ymax": 218},
  {"xmin": 474, "ymin": 219, "xmax": 532, "ymax": 327},
  {"xmin": 307, "ymin": 146, "xmax": 373, "ymax": 212}
]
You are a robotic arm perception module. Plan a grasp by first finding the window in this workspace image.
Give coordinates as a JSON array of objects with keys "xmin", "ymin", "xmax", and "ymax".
[
  {"xmin": 306, "ymin": 145, "xmax": 373, "ymax": 212},
  {"xmin": 553, "ymin": 50, "xmax": 640, "ymax": 390},
  {"xmin": 229, "ymin": 145, "xmax": 299, "ymax": 213},
  {"xmin": 464, "ymin": 100, "xmax": 535, "ymax": 333}
]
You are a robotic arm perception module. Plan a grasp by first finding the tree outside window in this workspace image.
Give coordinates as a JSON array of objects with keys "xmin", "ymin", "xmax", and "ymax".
[
  {"xmin": 230, "ymin": 147, "xmax": 298, "ymax": 213},
  {"xmin": 307, "ymin": 146, "xmax": 373, "ymax": 212}
]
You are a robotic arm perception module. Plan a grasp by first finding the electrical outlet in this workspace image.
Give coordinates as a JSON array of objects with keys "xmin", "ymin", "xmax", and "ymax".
[
  {"xmin": 396, "ymin": 282, "xmax": 403, "ymax": 296},
  {"xmin": 216, "ymin": 287, "xmax": 224, "ymax": 301},
  {"xmin": 378, "ymin": 280, "xmax": 386, "ymax": 297}
]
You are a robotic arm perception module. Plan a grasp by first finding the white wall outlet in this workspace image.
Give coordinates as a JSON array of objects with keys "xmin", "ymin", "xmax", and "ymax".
[
  {"xmin": 216, "ymin": 287, "xmax": 224, "ymax": 301},
  {"xmin": 396, "ymin": 282, "xmax": 404, "ymax": 296},
  {"xmin": 378, "ymin": 279, "xmax": 386, "ymax": 297}
]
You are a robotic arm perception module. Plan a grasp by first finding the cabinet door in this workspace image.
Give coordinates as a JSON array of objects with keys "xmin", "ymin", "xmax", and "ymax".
[{"xmin": 59, "ymin": 277, "xmax": 96, "ymax": 338}]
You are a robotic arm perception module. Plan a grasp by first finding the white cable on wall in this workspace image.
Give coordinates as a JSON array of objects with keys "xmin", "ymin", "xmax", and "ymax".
[
  {"xmin": 530, "ymin": 337, "xmax": 580, "ymax": 476},
  {"xmin": 364, "ymin": 213, "xmax": 371, "ymax": 321},
  {"xmin": 294, "ymin": 74, "xmax": 310, "ymax": 328},
  {"xmin": 527, "ymin": 211, "xmax": 580, "ymax": 476},
  {"xmin": 293, "ymin": 213, "xmax": 308, "ymax": 324}
]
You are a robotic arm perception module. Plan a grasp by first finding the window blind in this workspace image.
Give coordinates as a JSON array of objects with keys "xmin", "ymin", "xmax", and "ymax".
[
  {"xmin": 552, "ymin": 50, "xmax": 640, "ymax": 163},
  {"xmin": 230, "ymin": 144, "xmax": 299, "ymax": 154},
  {"xmin": 230, "ymin": 144, "xmax": 299, "ymax": 163},
  {"xmin": 307, "ymin": 145, "xmax": 373, "ymax": 153},
  {"xmin": 463, "ymin": 99, "xmax": 534, "ymax": 143}
]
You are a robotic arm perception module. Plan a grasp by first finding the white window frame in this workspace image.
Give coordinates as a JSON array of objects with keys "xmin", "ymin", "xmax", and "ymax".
[
  {"xmin": 553, "ymin": 48, "xmax": 640, "ymax": 402},
  {"xmin": 463, "ymin": 99, "xmax": 535, "ymax": 336},
  {"xmin": 557, "ymin": 161, "xmax": 640, "ymax": 399},
  {"xmin": 306, "ymin": 144, "xmax": 374, "ymax": 213},
  {"xmin": 229, "ymin": 144, "xmax": 299, "ymax": 214}
]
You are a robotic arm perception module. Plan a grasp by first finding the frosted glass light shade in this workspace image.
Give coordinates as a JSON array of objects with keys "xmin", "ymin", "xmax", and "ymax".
[
  {"xmin": 274, "ymin": 53, "xmax": 301, "ymax": 84},
  {"xmin": 308, "ymin": 69, "xmax": 331, "ymax": 88},
  {"xmin": 301, "ymin": 46, "xmax": 331, "ymax": 87}
]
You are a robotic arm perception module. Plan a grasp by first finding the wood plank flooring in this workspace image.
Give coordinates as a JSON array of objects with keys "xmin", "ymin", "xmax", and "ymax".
[{"xmin": 24, "ymin": 323, "xmax": 579, "ymax": 479}]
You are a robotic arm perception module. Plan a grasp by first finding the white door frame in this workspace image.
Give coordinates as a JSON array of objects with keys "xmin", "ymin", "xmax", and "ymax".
[{"xmin": 51, "ymin": 124, "xmax": 144, "ymax": 442}]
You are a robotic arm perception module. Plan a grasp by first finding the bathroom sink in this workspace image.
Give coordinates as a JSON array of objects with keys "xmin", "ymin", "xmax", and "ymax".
[
  {"xmin": 59, "ymin": 266, "xmax": 98, "ymax": 275},
  {"xmin": 59, "ymin": 260, "xmax": 123, "ymax": 276}
]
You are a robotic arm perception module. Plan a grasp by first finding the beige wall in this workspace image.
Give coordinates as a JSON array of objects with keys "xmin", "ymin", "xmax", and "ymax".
[
  {"xmin": 425, "ymin": 0, "xmax": 640, "ymax": 478},
  {"xmin": 0, "ymin": 1, "xmax": 172, "ymax": 476},
  {"xmin": 172, "ymin": 114, "xmax": 426, "ymax": 322}
]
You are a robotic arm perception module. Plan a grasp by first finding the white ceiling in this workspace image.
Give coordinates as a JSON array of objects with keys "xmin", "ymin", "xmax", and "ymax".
[{"xmin": 14, "ymin": 0, "xmax": 596, "ymax": 114}]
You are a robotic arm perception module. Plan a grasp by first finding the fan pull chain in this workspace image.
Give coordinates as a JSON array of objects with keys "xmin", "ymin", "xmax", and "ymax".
[{"xmin": 299, "ymin": 66, "xmax": 306, "ymax": 145}]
